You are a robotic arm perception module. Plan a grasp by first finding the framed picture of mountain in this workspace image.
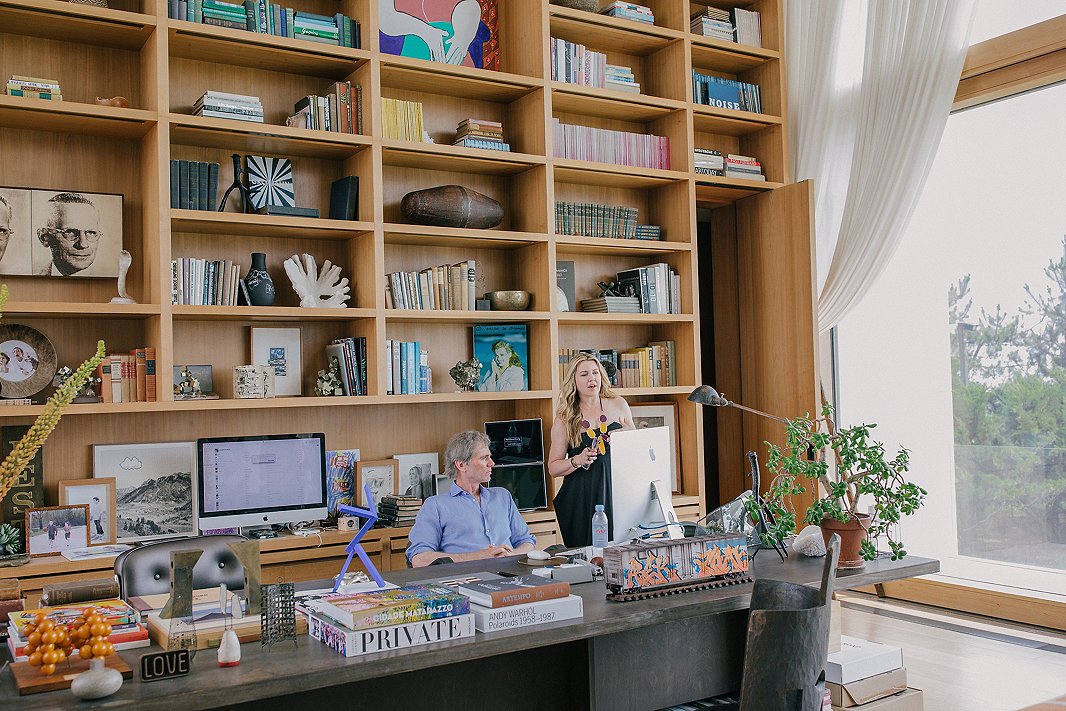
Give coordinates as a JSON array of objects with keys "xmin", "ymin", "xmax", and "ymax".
[
  {"xmin": 379, "ymin": 0, "xmax": 499, "ymax": 71},
  {"xmin": 92, "ymin": 441, "xmax": 197, "ymax": 543}
]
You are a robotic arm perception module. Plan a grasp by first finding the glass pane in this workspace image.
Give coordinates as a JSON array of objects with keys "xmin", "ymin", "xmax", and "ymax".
[{"xmin": 970, "ymin": 0, "xmax": 1066, "ymax": 44}]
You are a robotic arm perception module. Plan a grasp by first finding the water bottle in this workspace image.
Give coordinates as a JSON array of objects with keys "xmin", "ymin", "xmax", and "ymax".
[{"xmin": 591, "ymin": 504, "xmax": 609, "ymax": 556}]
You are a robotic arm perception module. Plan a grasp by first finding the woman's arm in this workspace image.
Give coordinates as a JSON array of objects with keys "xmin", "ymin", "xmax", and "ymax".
[{"xmin": 547, "ymin": 417, "xmax": 596, "ymax": 478}]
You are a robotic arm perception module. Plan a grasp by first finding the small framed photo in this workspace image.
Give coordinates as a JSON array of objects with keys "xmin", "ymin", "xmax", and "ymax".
[
  {"xmin": 630, "ymin": 402, "xmax": 680, "ymax": 492},
  {"xmin": 250, "ymin": 326, "xmax": 302, "ymax": 396},
  {"xmin": 472, "ymin": 323, "xmax": 528, "ymax": 392},
  {"xmin": 30, "ymin": 189, "xmax": 123, "ymax": 278},
  {"xmin": 356, "ymin": 460, "xmax": 397, "ymax": 509},
  {"xmin": 0, "ymin": 187, "xmax": 32, "ymax": 276},
  {"xmin": 58, "ymin": 478, "xmax": 117, "ymax": 545},
  {"xmin": 26, "ymin": 505, "xmax": 90, "ymax": 557},
  {"xmin": 393, "ymin": 452, "xmax": 439, "ymax": 499}
]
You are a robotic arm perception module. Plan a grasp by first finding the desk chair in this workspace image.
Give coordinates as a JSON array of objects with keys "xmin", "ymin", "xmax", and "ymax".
[{"xmin": 114, "ymin": 535, "xmax": 248, "ymax": 599}]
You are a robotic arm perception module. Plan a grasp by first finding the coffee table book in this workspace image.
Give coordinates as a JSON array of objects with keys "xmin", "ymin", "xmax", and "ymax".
[
  {"xmin": 302, "ymin": 584, "xmax": 469, "ymax": 630},
  {"xmin": 308, "ymin": 611, "xmax": 474, "ymax": 658},
  {"xmin": 453, "ymin": 575, "xmax": 570, "ymax": 608},
  {"xmin": 472, "ymin": 594, "xmax": 583, "ymax": 633}
]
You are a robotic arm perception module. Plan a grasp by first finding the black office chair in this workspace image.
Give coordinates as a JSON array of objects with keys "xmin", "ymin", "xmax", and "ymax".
[{"xmin": 114, "ymin": 535, "xmax": 248, "ymax": 599}]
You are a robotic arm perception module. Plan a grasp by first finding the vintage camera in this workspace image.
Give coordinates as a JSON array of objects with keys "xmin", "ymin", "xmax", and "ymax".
[{"xmin": 338, "ymin": 516, "xmax": 359, "ymax": 531}]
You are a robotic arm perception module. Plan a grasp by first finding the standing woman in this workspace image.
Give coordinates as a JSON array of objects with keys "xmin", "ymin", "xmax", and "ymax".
[{"xmin": 548, "ymin": 353, "xmax": 634, "ymax": 547}]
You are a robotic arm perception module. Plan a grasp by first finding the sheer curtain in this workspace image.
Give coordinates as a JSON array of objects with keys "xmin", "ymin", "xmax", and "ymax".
[{"xmin": 786, "ymin": 0, "xmax": 976, "ymax": 333}]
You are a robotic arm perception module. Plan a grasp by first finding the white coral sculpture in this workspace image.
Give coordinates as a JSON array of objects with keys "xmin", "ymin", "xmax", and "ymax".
[{"xmin": 284, "ymin": 253, "xmax": 351, "ymax": 308}]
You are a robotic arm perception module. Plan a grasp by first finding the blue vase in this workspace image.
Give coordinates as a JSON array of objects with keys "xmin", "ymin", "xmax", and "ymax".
[{"xmin": 245, "ymin": 252, "xmax": 275, "ymax": 306}]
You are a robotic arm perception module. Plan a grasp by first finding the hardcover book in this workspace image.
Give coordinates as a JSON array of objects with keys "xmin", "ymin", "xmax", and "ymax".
[
  {"xmin": 303, "ymin": 584, "xmax": 469, "ymax": 630},
  {"xmin": 9, "ymin": 598, "xmax": 137, "ymax": 637},
  {"xmin": 555, "ymin": 260, "xmax": 575, "ymax": 312},
  {"xmin": 472, "ymin": 594, "xmax": 583, "ymax": 632},
  {"xmin": 308, "ymin": 611, "xmax": 474, "ymax": 657},
  {"xmin": 453, "ymin": 575, "xmax": 570, "ymax": 608},
  {"xmin": 328, "ymin": 175, "xmax": 359, "ymax": 220},
  {"xmin": 379, "ymin": 0, "xmax": 498, "ymax": 71}
]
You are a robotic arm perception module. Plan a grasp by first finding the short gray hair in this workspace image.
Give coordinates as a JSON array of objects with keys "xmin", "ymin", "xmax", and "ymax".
[{"xmin": 444, "ymin": 431, "xmax": 490, "ymax": 479}]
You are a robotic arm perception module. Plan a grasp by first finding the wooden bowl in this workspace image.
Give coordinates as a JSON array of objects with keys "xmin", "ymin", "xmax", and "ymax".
[{"xmin": 485, "ymin": 290, "xmax": 530, "ymax": 311}]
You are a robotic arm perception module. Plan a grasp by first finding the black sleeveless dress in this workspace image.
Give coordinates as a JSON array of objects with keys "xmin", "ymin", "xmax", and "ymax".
[{"xmin": 554, "ymin": 422, "xmax": 622, "ymax": 548}]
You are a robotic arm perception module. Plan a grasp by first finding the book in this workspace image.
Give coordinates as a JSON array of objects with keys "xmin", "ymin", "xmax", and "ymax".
[
  {"xmin": 8, "ymin": 623, "xmax": 149, "ymax": 661},
  {"xmin": 308, "ymin": 611, "xmax": 474, "ymax": 658},
  {"xmin": 471, "ymin": 594, "xmax": 583, "ymax": 632},
  {"xmin": 329, "ymin": 175, "xmax": 359, "ymax": 220},
  {"xmin": 254, "ymin": 205, "xmax": 320, "ymax": 218},
  {"xmin": 303, "ymin": 584, "xmax": 469, "ymax": 630},
  {"xmin": 453, "ymin": 575, "xmax": 570, "ymax": 608},
  {"xmin": 9, "ymin": 599, "xmax": 137, "ymax": 637},
  {"xmin": 39, "ymin": 578, "xmax": 120, "ymax": 606},
  {"xmin": 556, "ymin": 260, "xmax": 575, "ymax": 312}
]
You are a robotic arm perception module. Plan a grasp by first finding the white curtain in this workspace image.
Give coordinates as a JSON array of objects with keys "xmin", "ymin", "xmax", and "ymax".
[{"xmin": 786, "ymin": 0, "xmax": 976, "ymax": 334}]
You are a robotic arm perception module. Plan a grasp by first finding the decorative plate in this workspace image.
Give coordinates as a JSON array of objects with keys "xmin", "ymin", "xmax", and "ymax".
[
  {"xmin": 245, "ymin": 155, "xmax": 295, "ymax": 210},
  {"xmin": 0, "ymin": 324, "xmax": 57, "ymax": 399}
]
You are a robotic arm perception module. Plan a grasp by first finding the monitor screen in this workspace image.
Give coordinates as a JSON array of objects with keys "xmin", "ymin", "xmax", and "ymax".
[
  {"xmin": 485, "ymin": 419, "xmax": 547, "ymax": 511},
  {"xmin": 197, "ymin": 433, "xmax": 327, "ymax": 530}
]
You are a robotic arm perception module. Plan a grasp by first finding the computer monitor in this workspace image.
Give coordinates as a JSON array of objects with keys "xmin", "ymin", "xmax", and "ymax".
[
  {"xmin": 485, "ymin": 418, "xmax": 547, "ymax": 511},
  {"xmin": 197, "ymin": 433, "xmax": 328, "ymax": 532},
  {"xmin": 609, "ymin": 427, "xmax": 682, "ymax": 543}
]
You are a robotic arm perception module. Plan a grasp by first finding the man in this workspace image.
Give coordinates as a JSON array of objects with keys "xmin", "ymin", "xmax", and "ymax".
[
  {"xmin": 90, "ymin": 496, "xmax": 105, "ymax": 537},
  {"xmin": 35, "ymin": 192, "xmax": 103, "ymax": 276},
  {"xmin": 0, "ymin": 194, "xmax": 12, "ymax": 264},
  {"xmin": 406, "ymin": 431, "xmax": 535, "ymax": 567}
]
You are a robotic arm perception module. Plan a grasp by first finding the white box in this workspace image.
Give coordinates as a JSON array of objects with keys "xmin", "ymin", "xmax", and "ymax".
[{"xmin": 826, "ymin": 636, "xmax": 904, "ymax": 685}]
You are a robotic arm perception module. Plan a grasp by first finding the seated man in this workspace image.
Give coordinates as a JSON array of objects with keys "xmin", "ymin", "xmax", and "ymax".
[{"xmin": 407, "ymin": 430, "xmax": 535, "ymax": 568}]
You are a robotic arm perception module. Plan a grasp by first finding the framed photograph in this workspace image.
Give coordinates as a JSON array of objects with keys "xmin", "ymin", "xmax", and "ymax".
[
  {"xmin": 250, "ymin": 326, "xmax": 302, "ymax": 397},
  {"xmin": 25, "ymin": 505, "xmax": 89, "ymax": 557},
  {"xmin": 326, "ymin": 448, "xmax": 361, "ymax": 518},
  {"xmin": 0, "ymin": 187, "xmax": 32, "ymax": 276},
  {"xmin": 355, "ymin": 460, "xmax": 397, "ymax": 508},
  {"xmin": 58, "ymin": 478, "xmax": 117, "ymax": 546},
  {"xmin": 30, "ymin": 189, "xmax": 123, "ymax": 278},
  {"xmin": 0, "ymin": 323, "xmax": 57, "ymax": 399},
  {"xmin": 472, "ymin": 323, "xmax": 528, "ymax": 392},
  {"xmin": 630, "ymin": 402, "xmax": 680, "ymax": 491},
  {"xmin": 93, "ymin": 441, "xmax": 197, "ymax": 543},
  {"xmin": 393, "ymin": 452, "xmax": 439, "ymax": 499},
  {"xmin": 379, "ymin": 0, "xmax": 499, "ymax": 71}
]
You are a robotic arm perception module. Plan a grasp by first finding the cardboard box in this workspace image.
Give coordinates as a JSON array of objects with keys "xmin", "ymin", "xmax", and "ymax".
[
  {"xmin": 832, "ymin": 688, "xmax": 923, "ymax": 711},
  {"xmin": 827, "ymin": 636, "xmax": 904, "ymax": 685},
  {"xmin": 828, "ymin": 667, "xmax": 908, "ymax": 707}
]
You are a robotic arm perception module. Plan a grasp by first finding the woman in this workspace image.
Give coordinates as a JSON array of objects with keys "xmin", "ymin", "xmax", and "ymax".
[
  {"xmin": 548, "ymin": 353, "xmax": 634, "ymax": 548},
  {"xmin": 479, "ymin": 340, "xmax": 525, "ymax": 392}
]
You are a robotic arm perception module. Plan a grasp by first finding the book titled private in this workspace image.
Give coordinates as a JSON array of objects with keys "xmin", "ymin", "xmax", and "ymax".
[{"xmin": 309, "ymin": 612, "xmax": 474, "ymax": 657}]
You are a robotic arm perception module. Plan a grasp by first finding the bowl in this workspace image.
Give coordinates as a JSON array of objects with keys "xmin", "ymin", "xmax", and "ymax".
[{"xmin": 485, "ymin": 290, "xmax": 530, "ymax": 311}]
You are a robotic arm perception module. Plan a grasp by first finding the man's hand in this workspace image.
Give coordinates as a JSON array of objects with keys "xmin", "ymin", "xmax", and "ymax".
[{"xmin": 482, "ymin": 544, "xmax": 513, "ymax": 558}]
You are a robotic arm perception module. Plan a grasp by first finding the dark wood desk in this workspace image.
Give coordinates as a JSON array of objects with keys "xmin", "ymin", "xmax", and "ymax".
[{"xmin": 0, "ymin": 552, "xmax": 938, "ymax": 711}]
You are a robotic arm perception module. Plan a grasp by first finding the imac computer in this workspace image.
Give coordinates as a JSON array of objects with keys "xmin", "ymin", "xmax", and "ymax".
[
  {"xmin": 609, "ymin": 427, "xmax": 683, "ymax": 543},
  {"xmin": 197, "ymin": 433, "xmax": 328, "ymax": 534},
  {"xmin": 484, "ymin": 418, "xmax": 548, "ymax": 511}
]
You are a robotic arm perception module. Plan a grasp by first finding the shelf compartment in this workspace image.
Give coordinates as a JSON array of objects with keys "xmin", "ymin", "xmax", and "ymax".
[
  {"xmin": 168, "ymin": 22, "xmax": 370, "ymax": 78},
  {"xmin": 695, "ymin": 178, "xmax": 781, "ymax": 207},
  {"xmin": 692, "ymin": 105, "xmax": 782, "ymax": 136},
  {"xmin": 553, "ymin": 158, "xmax": 689, "ymax": 189},
  {"xmin": 386, "ymin": 310, "xmax": 550, "ymax": 322},
  {"xmin": 172, "ymin": 210, "xmax": 373, "ymax": 241},
  {"xmin": 617, "ymin": 385, "xmax": 698, "ymax": 397},
  {"xmin": 557, "ymin": 312, "xmax": 693, "ymax": 324},
  {"xmin": 550, "ymin": 83, "xmax": 685, "ymax": 123},
  {"xmin": 380, "ymin": 140, "xmax": 545, "ymax": 176},
  {"xmin": 690, "ymin": 37, "xmax": 780, "ymax": 73},
  {"xmin": 1, "ymin": 302, "xmax": 161, "ymax": 319},
  {"xmin": 0, "ymin": 96, "xmax": 155, "ymax": 139},
  {"xmin": 548, "ymin": 5, "xmax": 683, "ymax": 56},
  {"xmin": 0, "ymin": 0, "xmax": 155, "ymax": 50},
  {"xmin": 169, "ymin": 114, "xmax": 372, "ymax": 160},
  {"xmin": 383, "ymin": 224, "xmax": 547, "ymax": 250},
  {"xmin": 555, "ymin": 235, "xmax": 692, "ymax": 255},
  {"xmin": 380, "ymin": 57, "xmax": 542, "ymax": 103},
  {"xmin": 171, "ymin": 306, "xmax": 377, "ymax": 321},
  {"xmin": 384, "ymin": 390, "xmax": 553, "ymax": 404}
]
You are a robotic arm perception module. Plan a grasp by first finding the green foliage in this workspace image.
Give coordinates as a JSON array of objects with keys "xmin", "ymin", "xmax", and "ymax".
[{"xmin": 0, "ymin": 523, "xmax": 20, "ymax": 555}]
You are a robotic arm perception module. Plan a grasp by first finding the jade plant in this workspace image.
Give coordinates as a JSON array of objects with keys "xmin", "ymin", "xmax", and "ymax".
[{"xmin": 0, "ymin": 523, "xmax": 20, "ymax": 556}]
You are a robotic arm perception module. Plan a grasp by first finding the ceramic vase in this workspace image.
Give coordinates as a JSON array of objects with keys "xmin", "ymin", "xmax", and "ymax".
[
  {"xmin": 244, "ymin": 252, "xmax": 276, "ymax": 306},
  {"xmin": 70, "ymin": 657, "xmax": 123, "ymax": 700}
]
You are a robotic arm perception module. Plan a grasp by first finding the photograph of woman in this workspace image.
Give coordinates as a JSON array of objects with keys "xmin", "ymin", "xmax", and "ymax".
[
  {"xmin": 479, "ymin": 340, "xmax": 526, "ymax": 392},
  {"xmin": 547, "ymin": 353, "xmax": 634, "ymax": 548}
]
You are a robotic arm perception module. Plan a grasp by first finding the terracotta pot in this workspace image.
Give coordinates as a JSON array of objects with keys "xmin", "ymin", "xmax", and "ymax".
[{"xmin": 819, "ymin": 514, "xmax": 871, "ymax": 569}]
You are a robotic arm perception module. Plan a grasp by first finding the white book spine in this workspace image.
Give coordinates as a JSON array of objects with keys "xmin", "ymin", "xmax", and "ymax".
[
  {"xmin": 308, "ymin": 612, "xmax": 474, "ymax": 657},
  {"xmin": 472, "ymin": 595, "xmax": 583, "ymax": 633}
]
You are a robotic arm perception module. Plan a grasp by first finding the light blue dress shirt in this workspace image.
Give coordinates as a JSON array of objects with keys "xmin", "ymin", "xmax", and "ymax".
[{"xmin": 406, "ymin": 482, "xmax": 535, "ymax": 562}]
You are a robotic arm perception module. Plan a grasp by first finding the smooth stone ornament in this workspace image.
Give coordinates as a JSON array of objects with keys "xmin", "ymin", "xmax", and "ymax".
[
  {"xmin": 70, "ymin": 657, "xmax": 123, "ymax": 700},
  {"xmin": 218, "ymin": 629, "xmax": 241, "ymax": 667},
  {"xmin": 400, "ymin": 185, "xmax": 503, "ymax": 229},
  {"xmin": 792, "ymin": 524, "xmax": 827, "ymax": 557},
  {"xmin": 244, "ymin": 252, "xmax": 276, "ymax": 306}
]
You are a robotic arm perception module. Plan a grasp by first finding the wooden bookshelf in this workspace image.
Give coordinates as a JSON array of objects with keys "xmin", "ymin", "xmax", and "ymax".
[{"xmin": 0, "ymin": 0, "xmax": 816, "ymax": 584}]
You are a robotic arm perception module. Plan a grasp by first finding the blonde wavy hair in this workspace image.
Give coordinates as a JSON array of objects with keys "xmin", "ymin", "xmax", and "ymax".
[{"xmin": 556, "ymin": 353, "xmax": 618, "ymax": 447}]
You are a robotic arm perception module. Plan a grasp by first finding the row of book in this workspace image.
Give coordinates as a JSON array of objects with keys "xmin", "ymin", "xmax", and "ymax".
[
  {"xmin": 617, "ymin": 341, "xmax": 677, "ymax": 388},
  {"xmin": 98, "ymin": 348, "xmax": 159, "ymax": 403},
  {"xmin": 7, "ymin": 599, "xmax": 149, "ymax": 662},
  {"xmin": 559, "ymin": 348, "xmax": 623, "ymax": 387},
  {"xmin": 376, "ymin": 494, "xmax": 421, "ymax": 527},
  {"xmin": 549, "ymin": 38, "xmax": 639, "ymax": 94},
  {"xmin": 169, "ymin": 160, "xmax": 220, "ymax": 211},
  {"xmin": 554, "ymin": 201, "xmax": 660, "ymax": 240},
  {"xmin": 552, "ymin": 119, "xmax": 670, "ymax": 170},
  {"xmin": 325, "ymin": 336, "xmax": 369, "ymax": 396},
  {"xmin": 286, "ymin": 81, "xmax": 362, "ymax": 134},
  {"xmin": 601, "ymin": 1, "xmax": 653, "ymax": 25},
  {"xmin": 171, "ymin": 258, "xmax": 244, "ymax": 306},
  {"xmin": 6, "ymin": 75, "xmax": 62, "ymax": 101},
  {"xmin": 454, "ymin": 118, "xmax": 509, "ymax": 152},
  {"xmin": 385, "ymin": 260, "xmax": 477, "ymax": 311},
  {"xmin": 690, "ymin": 6, "xmax": 762, "ymax": 47},
  {"xmin": 617, "ymin": 263, "xmax": 681, "ymax": 315},
  {"xmin": 381, "ymin": 98, "xmax": 424, "ymax": 142},
  {"xmin": 195, "ymin": 90, "xmax": 263, "ymax": 123},
  {"xmin": 693, "ymin": 71, "xmax": 762, "ymax": 113},
  {"xmin": 385, "ymin": 340, "xmax": 430, "ymax": 395},
  {"xmin": 168, "ymin": 0, "xmax": 361, "ymax": 48}
]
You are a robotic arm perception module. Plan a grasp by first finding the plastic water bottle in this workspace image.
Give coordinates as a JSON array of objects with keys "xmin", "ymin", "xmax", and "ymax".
[{"xmin": 591, "ymin": 504, "xmax": 609, "ymax": 556}]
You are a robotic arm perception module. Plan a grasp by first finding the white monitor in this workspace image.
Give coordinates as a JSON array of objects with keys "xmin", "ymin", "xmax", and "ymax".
[
  {"xmin": 197, "ymin": 433, "xmax": 328, "ymax": 532},
  {"xmin": 609, "ymin": 427, "xmax": 682, "ymax": 543}
]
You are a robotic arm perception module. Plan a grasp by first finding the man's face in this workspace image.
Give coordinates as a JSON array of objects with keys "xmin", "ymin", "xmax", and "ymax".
[
  {"xmin": 0, "ymin": 204, "xmax": 11, "ymax": 261},
  {"xmin": 39, "ymin": 202, "xmax": 101, "ymax": 275},
  {"xmin": 456, "ymin": 443, "xmax": 493, "ymax": 486}
]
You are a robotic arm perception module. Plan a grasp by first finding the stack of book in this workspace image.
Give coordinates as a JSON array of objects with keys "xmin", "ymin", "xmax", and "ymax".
[
  {"xmin": 169, "ymin": 159, "xmax": 220, "ymax": 210},
  {"xmin": 6, "ymin": 75, "xmax": 62, "ymax": 100},
  {"xmin": 287, "ymin": 81, "xmax": 361, "ymax": 134},
  {"xmin": 694, "ymin": 148, "xmax": 724, "ymax": 176},
  {"xmin": 325, "ymin": 337, "xmax": 368, "ymax": 396},
  {"xmin": 386, "ymin": 340, "xmax": 430, "ymax": 395},
  {"xmin": 377, "ymin": 495, "xmax": 422, "ymax": 526},
  {"xmin": 304, "ymin": 584, "xmax": 473, "ymax": 657},
  {"xmin": 454, "ymin": 118, "xmax": 509, "ymax": 151},
  {"xmin": 616, "ymin": 263, "xmax": 681, "ymax": 315},
  {"xmin": 168, "ymin": 1, "xmax": 360, "ymax": 48},
  {"xmin": 732, "ymin": 8, "xmax": 763, "ymax": 47},
  {"xmin": 451, "ymin": 574, "xmax": 581, "ymax": 633},
  {"xmin": 98, "ymin": 348, "xmax": 158, "ymax": 403},
  {"xmin": 550, "ymin": 39, "xmax": 640, "ymax": 94},
  {"xmin": 690, "ymin": 6, "xmax": 733, "ymax": 41},
  {"xmin": 7, "ymin": 599, "xmax": 148, "ymax": 662},
  {"xmin": 170, "ymin": 257, "xmax": 243, "ymax": 306},
  {"xmin": 558, "ymin": 348, "xmax": 622, "ymax": 387},
  {"xmin": 600, "ymin": 1, "xmax": 654, "ymax": 25},
  {"xmin": 553, "ymin": 119, "xmax": 670, "ymax": 170},
  {"xmin": 605, "ymin": 64, "xmax": 639, "ymax": 93},
  {"xmin": 194, "ymin": 91, "xmax": 264, "ymax": 123},
  {"xmin": 692, "ymin": 72, "xmax": 762, "ymax": 113},
  {"xmin": 385, "ymin": 260, "xmax": 477, "ymax": 311},
  {"xmin": 635, "ymin": 225, "xmax": 661, "ymax": 240},
  {"xmin": 579, "ymin": 296, "xmax": 641, "ymax": 314},
  {"xmin": 725, "ymin": 153, "xmax": 765, "ymax": 181},
  {"xmin": 0, "ymin": 580, "xmax": 23, "ymax": 644},
  {"xmin": 619, "ymin": 341, "xmax": 676, "ymax": 388},
  {"xmin": 381, "ymin": 98, "xmax": 424, "ymax": 142}
]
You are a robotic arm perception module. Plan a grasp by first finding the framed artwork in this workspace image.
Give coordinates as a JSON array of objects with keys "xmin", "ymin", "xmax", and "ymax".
[
  {"xmin": 250, "ymin": 326, "xmax": 302, "ymax": 396},
  {"xmin": 92, "ymin": 441, "xmax": 197, "ymax": 543},
  {"xmin": 356, "ymin": 460, "xmax": 397, "ymax": 508},
  {"xmin": 29, "ymin": 189, "xmax": 123, "ymax": 278},
  {"xmin": 379, "ymin": 0, "xmax": 499, "ymax": 71},
  {"xmin": 0, "ymin": 187, "xmax": 32, "ymax": 276},
  {"xmin": 472, "ymin": 323, "xmax": 528, "ymax": 392},
  {"xmin": 246, "ymin": 155, "xmax": 295, "ymax": 210},
  {"xmin": 393, "ymin": 452, "xmax": 439, "ymax": 499},
  {"xmin": 630, "ymin": 402, "xmax": 680, "ymax": 491},
  {"xmin": 0, "ymin": 323, "xmax": 57, "ymax": 399},
  {"xmin": 326, "ymin": 448, "xmax": 361, "ymax": 518},
  {"xmin": 25, "ymin": 505, "xmax": 89, "ymax": 557},
  {"xmin": 58, "ymin": 478, "xmax": 117, "ymax": 546}
]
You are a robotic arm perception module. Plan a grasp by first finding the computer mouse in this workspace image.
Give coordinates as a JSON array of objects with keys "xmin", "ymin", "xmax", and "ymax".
[{"xmin": 526, "ymin": 549, "xmax": 550, "ymax": 561}]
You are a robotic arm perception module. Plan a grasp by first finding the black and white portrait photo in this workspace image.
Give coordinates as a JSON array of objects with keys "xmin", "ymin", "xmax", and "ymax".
[
  {"xmin": 393, "ymin": 452, "xmax": 439, "ymax": 499},
  {"xmin": 31, "ymin": 189, "xmax": 123, "ymax": 278},
  {"xmin": 0, "ymin": 188, "xmax": 32, "ymax": 276}
]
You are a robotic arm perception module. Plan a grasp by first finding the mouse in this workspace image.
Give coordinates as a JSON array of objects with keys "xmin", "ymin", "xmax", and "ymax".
[{"xmin": 526, "ymin": 549, "xmax": 550, "ymax": 561}]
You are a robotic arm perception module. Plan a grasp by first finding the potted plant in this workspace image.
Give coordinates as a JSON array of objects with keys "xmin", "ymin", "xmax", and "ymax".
[{"xmin": 757, "ymin": 402, "xmax": 927, "ymax": 568}]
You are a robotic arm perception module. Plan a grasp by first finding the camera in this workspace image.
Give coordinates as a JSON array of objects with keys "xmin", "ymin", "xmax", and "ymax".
[{"xmin": 338, "ymin": 516, "xmax": 359, "ymax": 531}]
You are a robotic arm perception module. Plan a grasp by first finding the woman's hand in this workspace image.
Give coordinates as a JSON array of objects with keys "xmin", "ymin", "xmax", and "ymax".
[{"xmin": 572, "ymin": 446, "xmax": 597, "ymax": 469}]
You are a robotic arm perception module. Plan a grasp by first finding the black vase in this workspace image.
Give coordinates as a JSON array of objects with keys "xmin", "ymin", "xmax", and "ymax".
[{"xmin": 245, "ymin": 252, "xmax": 275, "ymax": 306}]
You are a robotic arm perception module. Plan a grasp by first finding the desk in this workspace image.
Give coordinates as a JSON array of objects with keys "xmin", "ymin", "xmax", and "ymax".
[{"xmin": 0, "ymin": 552, "xmax": 938, "ymax": 711}]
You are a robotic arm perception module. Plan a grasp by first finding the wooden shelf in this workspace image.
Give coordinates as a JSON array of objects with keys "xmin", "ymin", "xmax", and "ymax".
[
  {"xmin": 381, "ymin": 140, "xmax": 545, "ymax": 175},
  {"xmin": 172, "ymin": 306, "xmax": 377, "ymax": 321},
  {"xmin": 385, "ymin": 310, "xmax": 550, "ymax": 322},
  {"xmin": 168, "ymin": 21, "xmax": 370, "ymax": 78},
  {"xmin": 557, "ymin": 312, "xmax": 693, "ymax": 324},
  {"xmin": 173, "ymin": 210, "xmax": 374, "ymax": 240},
  {"xmin": 553, "ymin": 158, "xmax": 690, "ymax": 189},
  {"xmin": 1, "ymin": 301, "xmax": 161, "ymax": 319},
  {"xmin": 550, "ymin": 83, "xmax": 686, "ymax": 123},
  {"xmin": 0, "ymin": 0, "xmax": 155, "ymax": 50},
  {"xmin": 384, "ymin": 390, "xmax": 553, "ymax": 404},
  {"xmin": 690, "ymin": 37, "xmax": 781, "ymax": 73},
  {"xmin": 0, "ymin": 96, "xmax": 156, "ymax": 138},
  {"xmin": 617, "ymin": 386, "xmax": 698, "ymax": 397},
  {"xmin": 380, "ymin": 57, "xmax": 542, "ymax": 102},
  {"xmin": 695, "ymin": 178, "xmax": 782, "ymax": 207},
  {"xmin": 383, "ymin": 224, "xmax": 546, "ymax": 249},
  {"xmin": 548, "ymin": 5, "xmax": 682, "ymax": 56},
  {"xmin": 555, "ymin": 235, "xmax": 692, "ymax": 255},
  {"xmin": 692, "ymin": 105, "xmax": 782, "ymax": 136},
  {"xmin": 169, "ymin": 114, "xmax": 371, "ymax": 159}
]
